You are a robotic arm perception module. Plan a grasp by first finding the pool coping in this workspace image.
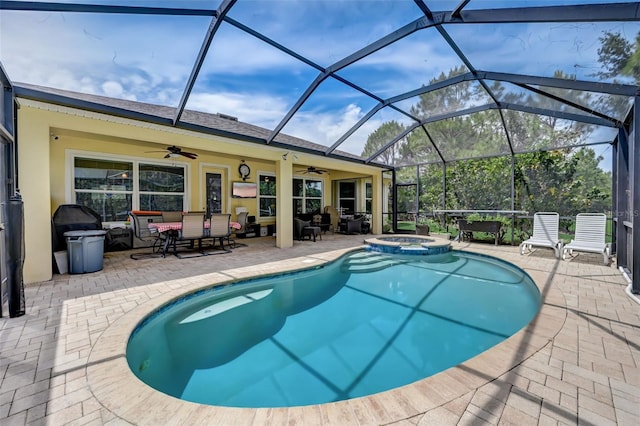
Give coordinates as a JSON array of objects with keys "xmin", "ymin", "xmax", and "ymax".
[
  {"xmin": 364, "ymin": 235, "xmax": 451, "ymax": 249},
  {"xmin": 87, "ymin": 245, "xmax": 566, "ymax": 424}
]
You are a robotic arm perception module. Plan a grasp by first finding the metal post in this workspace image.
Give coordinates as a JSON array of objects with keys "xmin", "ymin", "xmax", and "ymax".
[
  {"xmin": 416, "ymin": 164, "xmax": 420, "ymax": 225},
  {"xmin": 632, "ymin": 96, "xmax": 639, "ymax": 294},
  {"xmin": 3, "ymin": 193, "xmax": 25, "ymax": 317},
  {"xmin": 511, "ymin": 155, "xmax": 516, "ymax": 245},
  {"xmin": 392, "ymin": 169, "xmax": 397, "ymax": 233},
  {"xmin": 442, "ymin": 162, "xmax": 447, "ymax": 232}
]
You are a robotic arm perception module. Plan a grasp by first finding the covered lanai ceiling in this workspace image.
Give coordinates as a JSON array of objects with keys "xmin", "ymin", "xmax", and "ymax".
[{"xmin": 1, "ymin": 0, "xmax": 639, "ymax": 168}]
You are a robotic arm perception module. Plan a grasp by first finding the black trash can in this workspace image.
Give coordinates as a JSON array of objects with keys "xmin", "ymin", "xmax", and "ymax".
[{"xmin": 64, "ymin": 230, "xmax": 107, "ymax": 273}]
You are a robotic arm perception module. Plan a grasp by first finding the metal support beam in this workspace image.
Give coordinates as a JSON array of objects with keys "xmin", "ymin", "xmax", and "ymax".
[
  {"xmin": 326, "ymin": 102, "xmax": 386, "ymax": 155},
  {"xmin": 266, "ymin": 71, "xmax": 328, "ymax": 144},
  {"xmin": 633, "ymin": 97, "xmax": 640, "ymax": 293},
  {"xmin": 0, "ymin": 0, "xmax": 216, "ymax": 16},
  {"xmin": 173, "ymin": 0, "xmax": 236, "ymax": 125},
  {"xmin": 327, "ymin": 73, "xmax": 475, "ymax": 156},
  {"xmin": 613, "ymin": 129, "xmax": 626, "ymax": 267},
  {"xmin": 420, "ymin": 104, "xmax": 496, "ymax": 125},
  {"xmin": 363, "ymin": 104, "xmax": 494, "ymax": 162},
  {"xmin": 446, "ymin": 2, "xmax": 640, "ymax": 24},
  {"xmin": 392, "ymin": 169, "xmax": 398, "ymax": 232},
  {"xmin": 510, "ymin": 155, "xmax": 516, "ymax": 245},
  {"xmin": 498, "ymin": 109, "xmax": 515, "ymax": 155},
  {"xmin": 366, "ymin": 122, "xmax": 420, "ymax": 163},
  {"xmin": 412, "ymin": 0, "xmax": 434, "ymax": 21},
  {"xmin": 420, "ymin": 125, "xmax": 446, "ymax": 164},
  {"xmin": 4, "ymin": 1, "xmax": 637, "ymax": 23},
  {"xmin": 478, "ymin": 71, "xmax": 637, "ymax": 97},
  {"xmin": 329, "ymin": 17, "xmax": 431, "ymax": 73},
  {"xmin": 501, "ymin": 102, "xmax": 618, "ymax": 128},
  {"xmin": 451, "ymin": 0, "xmax": 471, "ymax": 18},
  {"xmin": 385, "ymin": 72, "xmax": 475, "ymax": 105},
  {"xmin": 442, "ymin": 163, "xmax": 447, "ymax": 213},
  {"xmin": 515, "ymin": 83, "xmax": 621, "ymax": 125},
  {"xmin": 223, "ymin": 17, "xmax": 324, "ymax": 72}
]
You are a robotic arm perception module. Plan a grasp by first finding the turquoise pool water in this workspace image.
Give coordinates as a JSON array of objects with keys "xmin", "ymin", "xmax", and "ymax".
[{"xmin": 127, "ymin": 250, "xmax": 540, "ymax": 408}]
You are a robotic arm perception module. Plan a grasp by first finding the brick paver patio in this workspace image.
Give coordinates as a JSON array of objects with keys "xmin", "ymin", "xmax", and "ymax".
[{"xmin": 1, "ymin": 233, "xmax": 638, "ymax": 425}]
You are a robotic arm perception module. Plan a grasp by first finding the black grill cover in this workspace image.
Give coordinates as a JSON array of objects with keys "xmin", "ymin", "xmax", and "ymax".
[{"xmin": 52, "ymin": 204, "xmax": 103, "ymax": 252}]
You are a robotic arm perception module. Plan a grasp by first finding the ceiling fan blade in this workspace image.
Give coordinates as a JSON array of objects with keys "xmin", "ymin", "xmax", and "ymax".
[{"xmin": 180, "ymin": 152, "xmax": 198, "ymax": 159}]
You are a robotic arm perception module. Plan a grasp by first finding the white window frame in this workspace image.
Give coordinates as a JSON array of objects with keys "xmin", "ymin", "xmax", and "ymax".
[
  {"xmin": 258, "ymin": 172, "xmax": 277, "ymax": 219},
  {"xmin": 66, "ymin": 150, "xmax": 190, "ymax": 225},
  {"xmin": 365, "ymin": 181, "xmax": 373, "ymax": 214},
  {"xmin": 337, "ymin": 180, "xmax": 357, "ymax": 215},
  {"xmin": 293, "ymin": 176, "xmax": 324, "ymax": 214}
]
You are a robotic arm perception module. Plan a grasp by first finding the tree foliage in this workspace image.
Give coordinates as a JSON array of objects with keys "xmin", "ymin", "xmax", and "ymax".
[
  {"xmin": 364, "ymin": 41, "xmax": 619, "ymax": 219},
  {"xmin": 597, "ymin": 30, "xmax": 640, "ymax": 84},
  {"xmin": 361, "ymin": 120, "xmax": 406, "ymax": 165}
]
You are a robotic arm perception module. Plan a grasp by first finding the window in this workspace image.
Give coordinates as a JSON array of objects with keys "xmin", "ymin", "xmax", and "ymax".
[
  {"xmin": 338, "ymin": 181, "xmax": 356, "ymax": 215},
  {"xmin": 73, "ymin": 155, "xmax": 185, "ymax": 222},
  {"xmin": 293, "ymin": 178, "xmax": 323, "ymax": 214},
  {"xmin": 138, "ymin": 163, "xmax": 185, "ymax": 211},
  {"xmin": 259, "ymin": 174, "xmax": 276, "ymax": 218},
  {"xmin": 365, "ymin": 182, "xmax": 372, "ymax": 214},
  {"xmin": 74, "ymin": 157, "xmax": 133, "ymax": 222}
]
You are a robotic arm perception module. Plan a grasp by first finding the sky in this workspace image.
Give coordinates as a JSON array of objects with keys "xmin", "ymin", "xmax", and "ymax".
[{"xmin": 0, "ymin": 0, "xmax": 637, "ymax": 165}]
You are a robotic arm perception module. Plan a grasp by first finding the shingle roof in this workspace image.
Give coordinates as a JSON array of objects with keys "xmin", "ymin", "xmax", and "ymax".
[{"xmin": 14, "ymin": 82, "xmax": 372, "ymax": 165}]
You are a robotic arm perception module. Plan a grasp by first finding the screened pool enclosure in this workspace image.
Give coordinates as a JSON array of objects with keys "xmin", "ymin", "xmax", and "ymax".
[{"xmin": 0, "ymin": 1, "xmax": 638, "ymax": 292}]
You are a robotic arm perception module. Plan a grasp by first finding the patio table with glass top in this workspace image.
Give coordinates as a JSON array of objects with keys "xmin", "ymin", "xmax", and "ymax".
[{"xmin": 149, "ymin": 220, "xmax": 241, "ymax": 256}]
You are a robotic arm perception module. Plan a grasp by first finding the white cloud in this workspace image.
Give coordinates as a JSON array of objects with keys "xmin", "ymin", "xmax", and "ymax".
[
  {"xmin": 187, "ymin": 91, "xmax": 288, "ymax": 128},
  {"xmin": 102, "ymin": 80, "xmax": 136, "ymax": 101},
  {"xmin": 0, "ymin": 11, "xmax": 203, "ymax": 103}
]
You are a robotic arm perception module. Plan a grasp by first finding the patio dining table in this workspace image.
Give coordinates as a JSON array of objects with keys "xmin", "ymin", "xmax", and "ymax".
[
  {"xmin": 149, "ymin": 220, "xmax": 241, "ymax": 256},
  {"xmin": 149, "ymin": 220, "xmax": 241, "ymax": 233}
]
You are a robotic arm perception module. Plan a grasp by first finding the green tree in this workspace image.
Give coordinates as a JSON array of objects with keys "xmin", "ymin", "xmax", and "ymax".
[
  {"xmin": 514, "ymin": 147, "xmax": 611, "ymax": 217},
  {"xmin": 570, "ymin": 147, "xmax": 612, "ymax": 212},
  {"xmin": 515, "ymin": 150, "xmax": 579, "ymax": 217},
  {"xmin": 365, "ymin": 64, "xmax": 610, "ymax": 220},
  {"xmin": 446, "ymin": 157, "xmax": 512, "ymax": 210},
  {"xmin": 362, "ymin": 120, "xmax": 406, "ymax": 166},
  {"xmin": 597, "ymin": 31, "xmax": 640, "ymax": 84}
]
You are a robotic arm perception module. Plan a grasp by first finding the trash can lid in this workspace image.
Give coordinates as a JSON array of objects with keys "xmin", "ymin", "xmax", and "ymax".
[{"xmin": 64, "ymin": 230, "xmax": 108, "ymax": 237}]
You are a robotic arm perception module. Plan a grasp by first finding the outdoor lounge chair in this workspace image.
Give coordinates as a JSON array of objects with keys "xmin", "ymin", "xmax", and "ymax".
[
  {"xmin": 520, "ymin": 212, "xmax": 563, "ymax": 258},
  {"xmin": 562, "ymin": 213, "xmax": 610, "ymax": 265}
]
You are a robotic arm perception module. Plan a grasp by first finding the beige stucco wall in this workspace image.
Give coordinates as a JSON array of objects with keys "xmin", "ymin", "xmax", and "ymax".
[{"xmin": 17, "ymin": 99, "xmax": 384, "ymax": 284}]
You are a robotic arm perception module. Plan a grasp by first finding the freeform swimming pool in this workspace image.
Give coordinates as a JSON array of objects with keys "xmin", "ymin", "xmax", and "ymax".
[{"xmin": 127, "ymin": 250, "xmax": 540, "ymax": 408}]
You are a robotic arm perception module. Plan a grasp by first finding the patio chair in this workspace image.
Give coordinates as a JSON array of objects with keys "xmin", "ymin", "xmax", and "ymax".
[
  {"xmin": 172, "ymin": 212, "xmax": 207, "ymax": 258},
  {"xmin": 339, "ymin": 215, "xmax": 364, "ymax": 234},
  {"xmin": 520, "ymin": 212, "xmax": 563, "ymax": 258},
  {"xmin": 204, "ymin": 213, "xmax": 232, "ymax": 254},
  {"xmin": 129, "ymin": 211, "xmax": 165, "ymax": 260},
  {"xmin": 161, "ymin": 210, "xmax": 183, "ymax": 222},
  {"xmin": 562, "ymin": 213, "xmax": 610, "ymax": 265},
  {"xmin": 294, "ymin": 218, "xmax": 320, "ymax": 241}
]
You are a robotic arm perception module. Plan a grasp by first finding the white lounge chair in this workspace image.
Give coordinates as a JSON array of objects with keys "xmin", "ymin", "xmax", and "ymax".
[
  {"xmin": 520, "ymin": 212, "xmax": 563, "ymax": 258},
  {"xmin": 562, "ymin": 213, "xmax": 610, "ymax": 265}
]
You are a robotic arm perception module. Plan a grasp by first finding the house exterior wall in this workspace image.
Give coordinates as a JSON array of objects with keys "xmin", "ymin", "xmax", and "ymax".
[{"xmin": 17, "ymin": 98, "xmax": 383, "ymax": 284}]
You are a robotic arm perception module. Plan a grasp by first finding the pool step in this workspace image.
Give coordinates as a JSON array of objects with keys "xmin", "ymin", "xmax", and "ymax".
[{"xmin": 342, "ymin": 253, "xmax": 402, "ymax": 273}]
